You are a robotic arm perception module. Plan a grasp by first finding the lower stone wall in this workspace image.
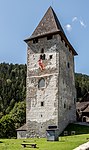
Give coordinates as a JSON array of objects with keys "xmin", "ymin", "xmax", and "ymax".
[
  {"xmin": 58, "ymin": 107, "xmax": 76, "ymax": 135},
  {"xmin": 17, "ymin": 131, "xmax": 27, "ymax": 139},
  {"xmin": 27, "ymin": 118, "xmax": 58, "ymax": 138}
]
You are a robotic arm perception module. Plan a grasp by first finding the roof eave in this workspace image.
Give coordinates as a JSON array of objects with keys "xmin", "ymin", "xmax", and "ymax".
[
  {"xmin": 24, "ymin": 30, "xmax": 60, "ymax": 42},
  {"xmin": 24, "ymin": 30, "xmax": 78, "ymax": 56}
]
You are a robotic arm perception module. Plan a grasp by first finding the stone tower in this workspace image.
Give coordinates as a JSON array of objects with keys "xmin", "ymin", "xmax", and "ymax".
[{"xmin": 24, "ymin": 7, "xmax": 77, "ymax": 137}]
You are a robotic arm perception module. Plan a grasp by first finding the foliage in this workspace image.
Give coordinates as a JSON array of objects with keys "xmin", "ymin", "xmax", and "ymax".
[
  {"xmin": 0, "ymin": 115, "xmax": 16, "ymax": 138},
  {"xmin": 0, "ymin": 62, "xmax": 26, "ymax": 117},
  {"xmin": 10, "ymin": 101, "xmax": 26, "ymax": 128},
  {"xmin": 0, "ymin": 63, "xmax": 26, "ymax": 138},
  {"xmin": 75, "ymin": 73, "xmax": 89, "ymax": 101},
  {"xmin": 0, "ymin": 101, "xmax": 26, "ymax": 138}
]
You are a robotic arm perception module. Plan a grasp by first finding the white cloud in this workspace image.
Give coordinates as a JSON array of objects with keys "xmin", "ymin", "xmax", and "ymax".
[
  {"xmin": 65, "ymin": 17, "xmax": 86, "ymax": 32},
  {"xmin": 80, "ymin": 20, "xmax": 86, "ymax": 28},
  {"xmin": 65, "ymin": 24, "xmax": 72, "ymax": 32},
  {"xmin": 72, "ymin": 17, "xmax": 78, "ymax": 22}
]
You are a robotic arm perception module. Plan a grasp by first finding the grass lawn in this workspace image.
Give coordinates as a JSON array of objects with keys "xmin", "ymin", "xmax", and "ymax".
[
  {"xmin": 1, "ymin": 123, "xmax": 89, "ymax": 150},
  {"xmin": 1, "ymin": 134, "xmax": 89, "ymax": 150}
]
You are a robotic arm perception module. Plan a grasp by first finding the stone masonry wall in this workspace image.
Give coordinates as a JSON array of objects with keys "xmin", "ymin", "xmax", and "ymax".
[
  {"xmin": 26, "ymin": 34, "xmax": 60, "ymax": 137},
  {"xmin": 58, "ymin": 37, "xmax": 76, "ymax": 134},
  {"xmin": 26, "ymin": 33, "xmax": 76, "ymax": 137}
]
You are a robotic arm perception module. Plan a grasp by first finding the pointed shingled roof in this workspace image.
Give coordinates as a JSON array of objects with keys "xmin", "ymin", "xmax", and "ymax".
[
  {"xmin": 24, "ymin": 7, "xmax": 78, "ymax": 55},
  {"xmin": 31, "ymin": 6, "xmax": 65, "ymax": 37}
]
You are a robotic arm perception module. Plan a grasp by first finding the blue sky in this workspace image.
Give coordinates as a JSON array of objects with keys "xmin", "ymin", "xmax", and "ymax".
[{"xmin": 0, "ymin": 0, "xmax": 89, "ymax": 75}]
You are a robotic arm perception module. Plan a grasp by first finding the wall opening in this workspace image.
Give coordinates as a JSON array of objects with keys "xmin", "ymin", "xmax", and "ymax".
[
  {"xmin": 38, "ymin": 78, "xmax": 45, "ymax": 89},
  {"xmin": 49, "ymin": 55, "xmax": 53, "ymax": 59},
  {"xmin": 67, "ymin": 62, "xmax": 70, "ymax": 68},
  {"xmin": 33, "ymin": 38, "xmax": 38, "ymax": 44},
  {"xmin": 41, "ymin": 101, "xmax": 44, "ymax": 106},
  {"xmin": 64, "ymin": 103, "xmax": 66, "ymax": 108},
  {"xmin": 40, "ymin": 54, "xmax": 46, "ymax": 60},
  {"xmin": 41, "ymin": 48, "xmax": 44, "ymax": 53}
]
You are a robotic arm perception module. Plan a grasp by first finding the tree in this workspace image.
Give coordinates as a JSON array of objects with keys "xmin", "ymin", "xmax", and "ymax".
[
  {"xmin": 0, "ymin": 114, "xmax": 16, "ymax": 138},
  {"xmin": 10, "ymin": 101, "xmax": 26, "ymax": 128}
]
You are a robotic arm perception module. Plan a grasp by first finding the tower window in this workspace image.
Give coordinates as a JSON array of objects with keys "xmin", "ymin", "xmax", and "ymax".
[
  {"xmin": 67, "ymin": 62, "xmax": 70, "ymax": 68},
  {"xmin": 40, "ymin": 55, "xmax": 43, "ymax": 59},
  {"xmin": 42, "ymin": 54, "xmax": 45, "ymax": 60},
  {"xmin": 47, "ymin": 35, "xmax": 53, "ymax": 40},
  {"xmin": 49, "ymin": 55, "xmax": 53, "ymax": 59},
  {"xmin": 38, "ymin": 78, "xmax": 45, "ymax": 89},
  {"xmin": 40, "ymin": 54, "xmax": 46, "ymax": 60},
  {"xmin": 41, "ymin": 101, "xmax": 44, "ymax": 106},
  {"xmin": 33, "ymin": 38, "xmax": 38, "ymax": 44},
  {"xmin": 41, "ymin": 48, "xmax": 44, "ymax": 53},
  {"xmin": 64, "ymin": 103, "xmax": 66, "ymax": 108}
]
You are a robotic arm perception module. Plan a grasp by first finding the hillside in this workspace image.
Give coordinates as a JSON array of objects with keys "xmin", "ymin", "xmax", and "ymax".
[{"xmin": 75, "ymin": 73, "xmax": 89, "ymax": 101}]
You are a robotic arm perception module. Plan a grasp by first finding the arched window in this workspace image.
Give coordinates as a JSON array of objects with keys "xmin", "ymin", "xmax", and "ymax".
[{"xmin": 38, "ymin": 78, "xmax": 45, "ymax": 89}]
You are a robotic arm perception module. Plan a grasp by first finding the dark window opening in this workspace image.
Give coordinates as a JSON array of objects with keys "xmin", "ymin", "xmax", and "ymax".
[
  {"xmin": 41, "ymin": 48, "xmax": 44, "ymax": 53},
  {"xmin": 65, "ymin": 43, "xmax": 67, "ymax": 47},
  {"xmin": 83, "ymin": 117, "xmax": 86, "ymax": 122},
  {"xmin": 33, "ymin": 38, "xmax": 38, "ymax": 44},
  {"xmin": 67, "ymin": 62, "xmax": 70, "ymax": 68},
  {"xmin": 64, "ymin": 103, "xmax": 66, "ymax": 108},
  {"xmin": 42, "ymin": 54, "xmax": 45, "ymax": 60},
  {"xmin": 41, "ymin": 114, "xmax": 43, "ymax": 117},
  {"xmin": 74, "ymin": 98, "xmax": 76, "ymax": 104},
  {"xmin": 49, "ymin": 55, "xmax": 53, "ymax": 59},
  {"xmin": 47, "ymin": 35, "xmax": 53, "ymax": 40},
  {"xmin": 48, "ymin": 126, "xmax": 57, "ymax": 129},
  {"xmin": 41, "ymin": 101, "xmax": 44, "ymax": 106},
  {"xmin": 40, "ymin": 54, "xmax": 45, "ymax": 60},
  {"xmin": 40, "ymin": 55, "xmax": 43, "ymax": 59}
]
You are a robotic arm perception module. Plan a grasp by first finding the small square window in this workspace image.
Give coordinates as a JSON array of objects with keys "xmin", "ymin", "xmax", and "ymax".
[
  {"xmin": 49, "ymin": 55, "xmax": 53, "ymax": 59},
  {"xmin": 41, "ymin": 101, "xmax": 44, "ymax": 106},
  {"xmin": 40, "ymin": 54, "xmax": 46, "ymax": 60},
  {"xmin": 33, "ymin": 38, "xmax": 38, "ymax": 44}
]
